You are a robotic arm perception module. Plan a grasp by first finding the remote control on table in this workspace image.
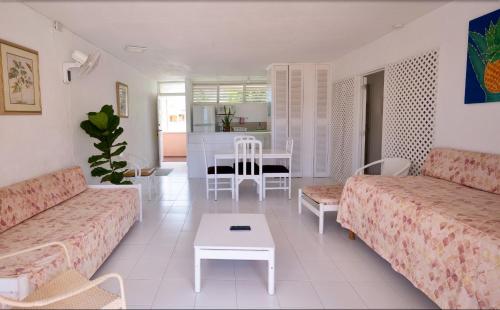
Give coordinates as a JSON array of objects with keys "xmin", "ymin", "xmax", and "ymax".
[{"xmin": 230, "ymin": 225, "xmax": 251, "ymax": 231}]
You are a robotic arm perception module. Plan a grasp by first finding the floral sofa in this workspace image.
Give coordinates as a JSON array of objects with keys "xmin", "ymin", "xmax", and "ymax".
[
  {"xmin": 337, "ymin": 148, "xmax": 500, "ymax": 309},
  {"xmin": 0, "ymin": 167, "xmax": 141, "ymax": 291}
]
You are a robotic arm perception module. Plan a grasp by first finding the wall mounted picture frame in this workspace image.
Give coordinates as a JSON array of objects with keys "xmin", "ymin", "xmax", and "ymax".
[
  {"xmin": 465, "ymin": 9, "xmax": 500, "ymax": 104},
  {"xmin": 116, "ymin": 81, "xmax": 129, "ymax": 118},
  {"xmin": 0, "ymin": 39, "xmax": 41, "ymax": 115}
]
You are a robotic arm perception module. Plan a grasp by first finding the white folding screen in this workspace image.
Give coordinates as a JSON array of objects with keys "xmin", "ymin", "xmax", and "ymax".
[
  {"xmin": 288, "ymin": 64, "xmax": 304, "ymax": 177},
  {"xmin": 383, "ymin": 49, "xmax": 439, "ymax": 175},
  {"xmin": 313, "ymin": 64, "xmax": 331, "ymax": 177},
  {"xmin": 331, "ymin": 77, "xmax": 355, "ymax": 183},
  {"xmin": 271, "ymin": 65, "xmax": 289, "ymax": 151}
]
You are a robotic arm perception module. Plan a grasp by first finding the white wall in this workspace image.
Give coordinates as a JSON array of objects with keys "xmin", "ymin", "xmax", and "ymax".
[
  {"xmin": 331, "ymin": 1, "xmax": 500, "ymax": 155},
  {"xmin": 0, "ymin": 2, "xmax": 158, "ymax": 186}
]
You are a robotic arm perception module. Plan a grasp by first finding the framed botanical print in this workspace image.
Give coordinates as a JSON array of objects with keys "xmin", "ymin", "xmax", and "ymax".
[
  {"xmin": 116, "ymin": 81, "xmax": 129, "ymax": 118},
  {"xmin": 0, "ymin": 39, "xmax": 41, "ymax": 115}
]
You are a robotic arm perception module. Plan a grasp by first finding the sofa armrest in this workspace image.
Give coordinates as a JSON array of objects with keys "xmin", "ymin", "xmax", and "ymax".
[{"xmin": 87, "ymin": 184, "xmax": 143, "ymax": 222}]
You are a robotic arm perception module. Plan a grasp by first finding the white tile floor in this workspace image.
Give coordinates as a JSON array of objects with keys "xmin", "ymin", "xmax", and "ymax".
[{"xmin": 94, "ymin": 164, "xmax": 438, "ymax": 309}]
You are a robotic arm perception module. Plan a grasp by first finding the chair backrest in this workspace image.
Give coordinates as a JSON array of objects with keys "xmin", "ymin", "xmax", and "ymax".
[
  {"xmin": 286, "ymin": 137, "xmax": 294, "ymax": 154},
  {"xmin": 234, "ymin": 135, "xmax": 256, "ymax": 144},
  {"xmin": 201, "ymin": 138, "xmax": 209, "ymax": 175},
  {"xmin": 380, "ymin": 158, "xmax": 411, "ymax": 176},
  {"xmin": 234, "ymin": 139, "xmax": 262, "ymax": 177},
  {"xmin": 120, "ymin": 153, "xmax": 146, "ymax": 177}
]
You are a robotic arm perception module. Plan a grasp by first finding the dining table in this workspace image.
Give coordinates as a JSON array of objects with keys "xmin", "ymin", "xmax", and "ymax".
[{"xmin": 213, "ymin": 149, "xmax": 292, "ymax": 199}]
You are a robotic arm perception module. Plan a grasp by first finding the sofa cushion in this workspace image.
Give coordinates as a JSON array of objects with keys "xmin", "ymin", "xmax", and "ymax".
[
  {"xmin": 421, "ymin": 147, "xmax": 500, "ymax": 194},
  {"xmin": 0, "ymin": 187, "xmax": 139, "ymax": 288},
  {"xmin": 0, "ymin": 167, "xmax": 87, "ymax": 233},
  {"xmin": 338, "ymin": 175, "xmax": 500, "ymax": 309}
]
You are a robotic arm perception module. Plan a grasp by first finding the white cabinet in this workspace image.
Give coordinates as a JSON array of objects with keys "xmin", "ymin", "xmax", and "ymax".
[
  {"xmin": 288, "ymin": 64, "xmax": 304, "ymax": 176},
  {"xmin": 313, "ymin": 64, "xmax": 331, "ymax": 177},
  {"xmin": 268, "ymin": 63, "xmax": 331, "ymax": 178},
  {"xmin": 270, "ymin": 65, "xmax": 289, "ymax": 151}
]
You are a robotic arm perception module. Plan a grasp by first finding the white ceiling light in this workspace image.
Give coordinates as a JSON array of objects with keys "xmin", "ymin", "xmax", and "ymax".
[
  {"xmin": 392, "ymin": 23, "xmax": 405, "ymax": 29},
  {"xmin": 124, "ymin": 45, "xmax": 147, "ymax": 53},
  {"xmin": 63, "ymin": 50, "xmax": 101, "ymax": 84}
]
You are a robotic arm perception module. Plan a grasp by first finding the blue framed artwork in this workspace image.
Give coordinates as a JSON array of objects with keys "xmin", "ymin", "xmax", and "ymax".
[{"xmin": 465, "ymin": 9, "xmax": 500, "ymax": 104}]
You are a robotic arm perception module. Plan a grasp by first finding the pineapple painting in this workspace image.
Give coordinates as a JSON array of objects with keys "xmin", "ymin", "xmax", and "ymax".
[{"xmin": 465, "ymin": 9, "xmax": 500, "ymax": 104}]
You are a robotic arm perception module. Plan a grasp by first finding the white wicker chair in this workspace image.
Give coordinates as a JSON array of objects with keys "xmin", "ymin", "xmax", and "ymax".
[{"xmin": 0, "ymin": 242, "xmax": 126, "ymax": 309}]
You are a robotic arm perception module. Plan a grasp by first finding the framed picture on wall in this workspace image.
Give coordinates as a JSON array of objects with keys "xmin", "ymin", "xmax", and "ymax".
[
  {"xmin": 0, "ymin": 39, "xmax": 41, "ymax": 115},
  {"xmin": 116, "ymin": 81, "xmax": 129, "ymax": 118},
  {"xmin": 465, "ymin": 9, "xmax": 500, "ymax": 104}
]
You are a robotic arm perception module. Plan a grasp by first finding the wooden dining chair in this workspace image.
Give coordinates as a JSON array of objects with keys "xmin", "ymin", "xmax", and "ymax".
[{"xmin": 234, "ymin": 139, "xmax": 263, "ymax": 201}]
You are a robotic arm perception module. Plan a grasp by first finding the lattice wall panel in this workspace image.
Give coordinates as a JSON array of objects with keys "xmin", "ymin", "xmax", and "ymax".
[
  {"xmin": 331, "ymin": 77, "xmax": 355, "ymax": 183},
  {"xmin": 383, "ymin": 49, "xmax": 438, "ymax": 175}
]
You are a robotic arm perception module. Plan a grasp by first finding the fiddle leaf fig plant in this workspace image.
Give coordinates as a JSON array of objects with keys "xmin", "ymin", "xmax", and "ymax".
[{"xmin": 80, "ymin": 105, "xmax": 132, "ymax": 185}]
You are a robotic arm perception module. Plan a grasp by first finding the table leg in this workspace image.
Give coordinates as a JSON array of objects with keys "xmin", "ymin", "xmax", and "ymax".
[
  {"xmin": 194, "ymin": 249, "xmax": 201, "ymax": 293},
  {"xmin": 268, "ymin": 250, "xmax": 275, "ymax": 295}
]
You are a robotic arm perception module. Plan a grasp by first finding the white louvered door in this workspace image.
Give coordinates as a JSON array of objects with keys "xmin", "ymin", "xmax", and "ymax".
[
  {"xmin": 313, "ymin": 64, "xmax": 331, "ymax": 177},
  {"xmin": 271, "ymin": 65, "xmax": 289, "ymax": 151},
  {"xmin": 288, "ymin": 64, "xmax": 303, "ymax": 177}
]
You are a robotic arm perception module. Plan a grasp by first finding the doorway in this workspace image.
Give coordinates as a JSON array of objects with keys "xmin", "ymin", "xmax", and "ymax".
[
  {"xmin": 158, "ymin": 82, "xmax": 187, "ymax": 167},
  {"xmin": 363, "ymin": 70, "xmax": 384, "ymax": 174}
]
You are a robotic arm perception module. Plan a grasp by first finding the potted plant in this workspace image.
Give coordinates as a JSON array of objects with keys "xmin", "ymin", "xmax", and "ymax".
[
  {"xmin": 221, "ymin": 106, "xmax": 234, "ymax": 132},
  {"xmin": 80, "ymin": 105, "xmax": 132, "ymax": 185}
]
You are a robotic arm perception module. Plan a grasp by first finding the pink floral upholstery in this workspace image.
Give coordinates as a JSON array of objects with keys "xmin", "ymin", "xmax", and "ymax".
[
  {"xmin": 302, "ymin": 184, "xmax": 344, "ymax": 204},
  {"xmin": 338, "ymin": 174, "xmax": 500, "ymax": 309},
  {"xmin": 0, "ymin": 187, "xmax": 139, "ymax": 288},
  {"xmin": 0, "ymin": 167, "xmax": 88, "ymax": 233},
  {"xmin": 422, "ymin": 148, "xmax": 500, "ymax": 194}
]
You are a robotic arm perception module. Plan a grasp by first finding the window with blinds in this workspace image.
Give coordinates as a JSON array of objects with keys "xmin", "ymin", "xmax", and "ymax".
[
  {"xmin": 219, "ymin": 85, "xmax": 243, "ymax": 104},
  {"xmin": 192, "ymin": 83, "xmax": 267, "ymax": 104},
  {"xmin": 192, "ymin": 84, "xmax": 218, "ymax": 103}
]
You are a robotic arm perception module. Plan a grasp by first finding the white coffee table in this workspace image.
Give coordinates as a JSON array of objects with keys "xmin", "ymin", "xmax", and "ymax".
[{"xmin": 193, "ymin": 213, "xmax": 275, "ymax": 294}]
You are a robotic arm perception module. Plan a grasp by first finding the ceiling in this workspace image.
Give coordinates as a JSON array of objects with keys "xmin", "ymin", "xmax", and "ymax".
[{"xmin": 25, "ymin": 1, "xmax": 447, "ymax": 80}]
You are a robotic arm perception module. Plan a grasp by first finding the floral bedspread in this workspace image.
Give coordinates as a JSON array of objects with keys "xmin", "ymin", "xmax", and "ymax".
[
  {"xmin": 0, "ymin": 187, "xmax": 139, "ymax": 288},
  {"xmin": 337, "ymin": 175, "xmax": 500, "ymax": 309}
]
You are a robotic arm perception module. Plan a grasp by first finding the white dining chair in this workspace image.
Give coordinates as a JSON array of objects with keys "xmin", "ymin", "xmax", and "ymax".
[
  {"xmin": 234, "ymin": 139, "xmax": 263, "ymax": 201},
  {"xmin": 202, "ymin": 138, "xmax": 235, "ymax": 200},
  {"xmin": 262, "ymin": 138, "xmax": 293, "ymax": 199}
]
